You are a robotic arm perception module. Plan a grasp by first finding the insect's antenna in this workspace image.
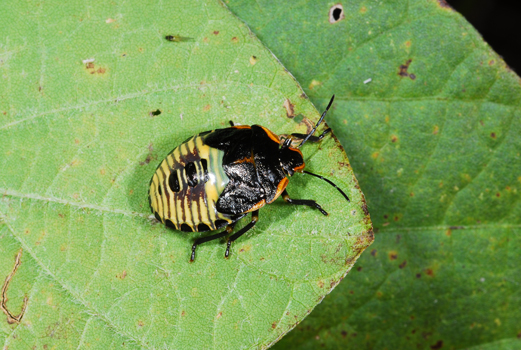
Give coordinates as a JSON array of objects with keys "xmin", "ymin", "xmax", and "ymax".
[
  {"xmin": 298, "ymin": 95, "xmax": 335, "ymax": 148},
  {"xmin": 303, "ymin": 170, "xmax": 350, "ymax": 202}
]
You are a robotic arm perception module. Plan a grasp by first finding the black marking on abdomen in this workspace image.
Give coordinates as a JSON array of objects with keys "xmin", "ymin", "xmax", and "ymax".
[
  {"xmin": 169, "ymin": 170, "xmax": 180, "ymax": 192},
  {"xmin": 180, "ymin": 223, "xmax": 193, "ymax": 232},
  {"xmin": 201, "ymin": 159, "xmax": 209, "ymax": 182},
  {"xmin": 197, "ymin": 223, "xmax": 211, "ymax": 232},
  {"xmin": 185, "ymin": 162, "xmax": 198, "ymax": 187}
]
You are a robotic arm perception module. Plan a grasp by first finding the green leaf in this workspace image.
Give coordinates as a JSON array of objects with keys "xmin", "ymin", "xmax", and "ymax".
[
  {"xmin": 227, "ymin": 0, "xmax": 521, "ymax": 349},
  {"xmin": 0, "ymin": 0, "xmax": 371, "ymax": 348}
]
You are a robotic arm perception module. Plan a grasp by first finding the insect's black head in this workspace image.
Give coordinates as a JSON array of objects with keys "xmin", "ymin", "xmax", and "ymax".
[{"xmin": 280, "ymin": 138, "xmax": 305, "ymax": 176}]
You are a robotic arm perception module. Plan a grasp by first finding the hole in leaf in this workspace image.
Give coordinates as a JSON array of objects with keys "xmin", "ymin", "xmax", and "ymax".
[
  {"xmin": 329, "ymin": 4, "xmax": 345, "ymax": 23},
  {"xmin": 150, "ymin": 109, "xmax": 161, "ymax": 116}
]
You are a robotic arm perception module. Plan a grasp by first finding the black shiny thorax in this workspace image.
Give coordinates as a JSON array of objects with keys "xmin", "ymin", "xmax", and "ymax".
[{"xmin": 203, "ymin": 125, "xmax": 303, "ymax": 215}]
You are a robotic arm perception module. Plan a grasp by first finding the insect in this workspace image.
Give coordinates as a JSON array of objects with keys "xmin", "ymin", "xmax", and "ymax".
[
  {"xmin": 165, "ymin": 35, "xmax": 191, "ymax": 42},
  {"xmin": 149, "ymin": 95, "xmax": 350, "ymax": 261}
]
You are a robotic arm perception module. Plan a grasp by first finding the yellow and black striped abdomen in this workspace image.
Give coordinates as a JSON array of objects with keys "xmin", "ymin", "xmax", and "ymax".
[{"xmin": 149, "ymin": 133, "xmax": 232, "ymax": 232}]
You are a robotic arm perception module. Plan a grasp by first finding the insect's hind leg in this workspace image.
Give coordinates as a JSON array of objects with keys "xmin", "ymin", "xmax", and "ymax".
[
  {"xmin": 282, "ymin": 189, "xmax": 328, "ymax": 216},
  {"xmin": 290, "ymin": 128, "xmax": 331, "ymax": 143},
  {"xmin": 191, "ymin": 223, "xmax": 235, "ymax": 262},
  {"xmin": 225, "ymin": 210, "xmax": 259, "ymax": 258}
]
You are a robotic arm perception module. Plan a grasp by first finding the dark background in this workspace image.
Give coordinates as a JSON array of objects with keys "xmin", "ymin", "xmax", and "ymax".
[{"xmin": 448, "ymin": 0, "xmax": 521, "ymax": 71}]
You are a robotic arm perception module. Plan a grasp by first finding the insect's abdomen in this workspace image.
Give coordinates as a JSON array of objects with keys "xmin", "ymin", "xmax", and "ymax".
[{"xmin": 149, "ymin": 133, "xmax": 232, "ymax": 232}]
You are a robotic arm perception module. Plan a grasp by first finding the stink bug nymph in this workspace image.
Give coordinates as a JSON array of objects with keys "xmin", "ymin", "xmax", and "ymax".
[{"xmin": 148, "ymin": 95, "xmax": 349, "ymax": 261}]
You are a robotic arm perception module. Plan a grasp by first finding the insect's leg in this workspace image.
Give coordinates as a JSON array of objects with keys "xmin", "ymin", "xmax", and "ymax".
[
  {"xmin": 229, "ymin": 120, "xmax": 235, "ymax": 127},
  {"xmin": 290, "ymin": 128, "xmax": 331, "ymax": 143},
  {"xmin": 191, "ymin": 223, "xmax": 235, "ymax": 262},
  {"xmin": 225, "ymin": 210, "xmax": 259, "ymax": 258},
  {"xmin": 282, "ymin": 189, "xmax": 328, "ymax": 216}
]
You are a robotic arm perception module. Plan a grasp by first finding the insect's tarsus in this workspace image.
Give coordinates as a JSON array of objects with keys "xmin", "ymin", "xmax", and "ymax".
[{"xmin": 298, "ymin": 95, "xmax": 335, "ymax": 148}]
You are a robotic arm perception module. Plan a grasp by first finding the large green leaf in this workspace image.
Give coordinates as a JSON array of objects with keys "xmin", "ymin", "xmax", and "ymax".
[
  {"xmin": 0, "ymin": 0, "xmax": 372, "ymax": 348},
  {"xmin": 227, "ymin": 0, "xmax": 521, "ymax": 349}
]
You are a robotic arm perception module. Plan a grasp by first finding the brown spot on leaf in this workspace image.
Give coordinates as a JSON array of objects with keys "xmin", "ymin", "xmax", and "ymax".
[
  {"xmin": 1, "ymin": 249, "xmax": 28, "ymax": 324},
  {"xmin": 389, "ymin": 251, "xmax": 398, "ymax": 260},
  {"xmin": 317, "ymin": 280, "xmax": 324, "ymax": 288},
  {"xmin": 357, "ymin": 266, "xmax": 362, "ymax": 271},
  {"xmin": 491, "ymin": 132, "xmax": 496, "ymax": 138},
  {"xmin": 203, "ymin": 104, "xmax": 211, "ymax": 112},
  {"xmin": 496, "ymin": 192, "xmax": 501, "ymax": 197},
  {"xmin": 398, "ymin": 59, "xmax": 416, "ymax": 79},
  {"xmin": 437, "ymin": 0, "xmax": 453, "ymax": 9},
  {"xmin": 85, "ymin": 62, "xmax": 107, "ymax": 75},
  {"xmin": 181, "ymin": 310, "xmax": 186, "ymax": 316},
  {"xmin": 433, "ymin": 125, "xmax": 439, "ymax": 134},
  {"xmin": 391, "ymin": 135, "xmax": 398, "ymax": 142},
  {"xmin": 272, "ymin": 322, "xmax": 277, "ymax": 329},
  {"xmin": 217, "ymin": 312, "xmax": 222, "ymax": 319},
  {"xmin": 410, "ymin": 192, "xmax": 415, "ymax": 197},
  {"xmin": 140, "ymin": 143, "xmax": 155, "ymax": 166},
  {"xmin": 362, "ymin": 203, "xmax": 369, "ymax": 216},
  {"xmin": 284, "ymin": 99, "xmax": 295, "ymax": 118},
  {"xmin": 341, "ymin": 330, "xmax": 347, "ymax": 338},
  {"xmin": 213, "ymin": 31, "xmax": 219, "ymax": 35},
  {"xmin": 117, "ymin": 270, "xmax": 127, "ymax": 279},
  {"xmin": 399, "ymin": 260, "xmax": 407, "ymax": 269},
  {"xmin": 399, "ymin": 59, "xmax": 412, "ymax": 76},
  {"xmin": 430, "ymin": 340, "xmax": 443, "ymax": 349},
  {"xmin": 371, "ymin": 249, "xmax": 377, "ymax": 257},
  {"xmin": 231, "ymin": 37, "xmax": 238, "ymax": 43},
  {"xmin": 249, "ymin": 56, "xmax": 257, "ymax": 65},
  {"xmin": 425, "ymin": 268, "xmax": 434, "ymax": 276}
]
